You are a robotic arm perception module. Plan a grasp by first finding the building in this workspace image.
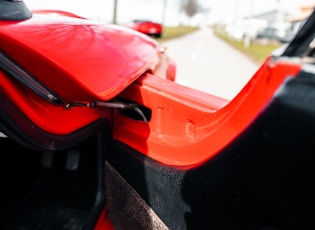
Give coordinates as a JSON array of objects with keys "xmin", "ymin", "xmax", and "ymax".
[{"xmin": 288, "ymin": 2, "xmax": 315, "ymax": 36}]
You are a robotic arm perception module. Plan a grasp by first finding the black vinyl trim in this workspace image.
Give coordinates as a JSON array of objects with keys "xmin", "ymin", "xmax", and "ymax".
[
  {"xmin": 0, "ymin": 51, "xmax": 65, "ymax": 105},
  {"xmin": 282, "ymin": 9, "xmax": 315, "ymax": 57}
]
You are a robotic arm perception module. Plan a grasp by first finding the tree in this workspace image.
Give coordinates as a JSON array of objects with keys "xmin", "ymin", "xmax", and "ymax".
[
  {"xmin": 112, "ymin": 0, "xmax": 118, "ymax": 24},
  {"xmin": 161, "ymin": 0, "xmax": 167, "ymax": 26},
  {"xmin": 181, "ymin": 0, "xmax": 201, "ymax": 19}
]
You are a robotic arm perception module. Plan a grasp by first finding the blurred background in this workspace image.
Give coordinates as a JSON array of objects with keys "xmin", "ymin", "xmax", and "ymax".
[
  {"xmin": 25, "ymin": 0, "xmax": 315, "ymax": 99},
  {"xmin": 25, "ymin": 0, "xmax": 315, "ymax": 26},
  {"xmin": 25, "ymin": 0, "xmax": 315, "ymax": 55}
]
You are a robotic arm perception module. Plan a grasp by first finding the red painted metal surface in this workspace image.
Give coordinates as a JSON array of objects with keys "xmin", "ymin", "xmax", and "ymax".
[
  {"xmin": 0, "ymin": 13, "xmax": 162, "ymax": 102},
  {"xmin": 0, "ymin": 11, "xmax": 175, "ymax": 135},
  {"xmin": 1, "ymin": 3, "xmax": 314, "ymax": 230},
  {"xmin": 113, "ymin": 57, "xmax": 302, "ymax": 167},
  {"xmin": 0, "ymin": 70, "xmax": 112, "ymax": 134},
  {"xmin": 0, "ymin": 8, "xmax": 302, "ymax": 166},
  {"xmin": 94, "ymin": 208, "xmax": 114, "ymax": 230}
]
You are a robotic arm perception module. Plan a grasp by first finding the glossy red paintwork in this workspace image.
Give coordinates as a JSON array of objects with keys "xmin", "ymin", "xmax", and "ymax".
[
  {"xmin": 0, "ymin": 13, "xmax": 162, "ymax": 102},
  {"xmin": 0, "ymin": 12, "xmax": 175, "ymax": 135},
  {"xmin": 0, "ymin": 9, "xmax": 302, "ymax": 166},
  {"xmin": 1, "ymin": 3, "xmax": 314, "ymax": 230},
  {"xmin": 113, "ymin": 57, "xmax": 302, "ymax": 167},
  {"xmin": 0, "ymin": 70, "xmax": 112, "ymax": 134},
  {"xmin": 94, "ymin": 208, "xmax": 114, "ymax": 230}
]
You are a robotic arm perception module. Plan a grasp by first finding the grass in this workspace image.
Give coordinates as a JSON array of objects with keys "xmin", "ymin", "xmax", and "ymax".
[
  {"xmin": 155, "ymin": 26, "xmax": 199, "ymax": 42},
  {"xmin": 152, "ymin": 25, "xmax": 281, "ymax": 65},
  {"xmin": 212, "ymin": 26, "xmax": 281, "ymax": 64}
]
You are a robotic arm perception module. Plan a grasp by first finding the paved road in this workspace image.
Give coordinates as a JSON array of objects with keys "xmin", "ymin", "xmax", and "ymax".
[{"xmin": 161, "ymin": 27, "xmax": 260, "ymax": 100}]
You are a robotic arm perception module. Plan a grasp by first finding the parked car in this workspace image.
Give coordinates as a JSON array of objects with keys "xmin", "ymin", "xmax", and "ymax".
[
  {"xmin": 2, "ymin": 1, "xmax": 315, "ymax": 230},
  {"xmin": 126, "ymin": 19, "xmax": 163, "ymax": 38},
  {"xmin": 256, "ymin": 26, "xmax": 295, "ymax": 43}
]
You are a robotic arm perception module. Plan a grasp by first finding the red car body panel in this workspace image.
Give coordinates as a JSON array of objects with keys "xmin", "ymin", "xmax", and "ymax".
[
  {"xmin": 0, "ymin": 15, "xmax": 161, "ymax": 102},
  {"xmin": 0, "ymin": 12, "xmax": 175, "ymax": 135},
  {"xmin": 2, "ymin": 2, "xmax": 315, "ymax": 230},
  {"xmin": 113, "ymin": 58, "xmax": 302, "ymax": 166},
  {"xmin": 94, "ymin": 208, "xmax": 114, "ymax": 230}
]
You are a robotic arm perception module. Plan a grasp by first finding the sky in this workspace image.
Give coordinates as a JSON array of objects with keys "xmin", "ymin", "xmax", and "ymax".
[{"xmin": 25, "ymin": 0, "xmax": 315, "ymax": 26}]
